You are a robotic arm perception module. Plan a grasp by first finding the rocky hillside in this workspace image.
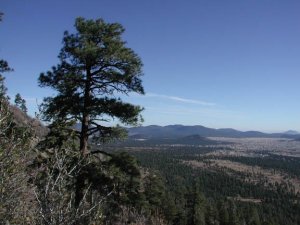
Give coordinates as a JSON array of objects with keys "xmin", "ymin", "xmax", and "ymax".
[{"xmin": 9, "ymin": 104, "xmax": 48, "ymax": 137}]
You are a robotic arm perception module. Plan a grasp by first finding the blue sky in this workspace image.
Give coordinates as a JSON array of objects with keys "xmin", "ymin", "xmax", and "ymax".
[{"xmin": 1, "ymin": 0, "xmax": 300, "ymax": 132}]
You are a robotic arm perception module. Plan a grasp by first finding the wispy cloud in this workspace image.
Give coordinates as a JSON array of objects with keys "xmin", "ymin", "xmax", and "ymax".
[
  {"xmin": 145, "ymin": 106, "xmax": 244, "ymax": 118},
  {"xmin": 146, "ymin": 93, "xmax": 216, "ymax": 106}
]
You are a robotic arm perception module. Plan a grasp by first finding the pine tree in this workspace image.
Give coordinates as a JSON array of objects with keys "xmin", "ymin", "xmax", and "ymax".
[
  {"xmin": 39, "ymin": 17, "xmax": 144, "ymax": 156},
  {"xmin": 186, "ymin": 181, "xmax": 206, "ymax": 225},
  {"xmin": 38, "ymin": 17, "xmax": 145, "ymax": 218},
  {"xmin": 0, "ymin": 60, "xmax": 12, "ymax": 99},
  {"xmin": 219, "ymin": 201, "xmax": 229, "ymax": 225},
  {"xmin": 249, "ymin": 206, "xmax": 261, "ymax": 225},
  {"xmin": 14, "ymin": 93, "xmax": 27, "ymax": 113},
  {"xmin": 228, "ymin": 200, "xmax": 240, "ymax": 225},
  {"xmin": 14, "ymin": 93, "xmax": 22, "ymax": 105}
]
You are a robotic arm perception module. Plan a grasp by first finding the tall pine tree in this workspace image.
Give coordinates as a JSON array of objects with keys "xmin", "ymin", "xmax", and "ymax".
[{"xmin": 39, "ymin": 17, "xmax": 144, "ymax": 155}]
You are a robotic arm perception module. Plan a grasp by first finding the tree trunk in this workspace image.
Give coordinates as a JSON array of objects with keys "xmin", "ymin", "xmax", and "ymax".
[
  {"xmin": 76, "ymin": 66, "xmax": 91, "ymax": 210},
  {"xmin": 80, "ymin": 114, "xmax": 89, "ymax": 155},
  {"xmin": 79, "ymin": 66, "xmax": 92, "ymax": 156},
  {"xmin": 75, "ymin": 172, "xmax": 85, "ymax": 210}
]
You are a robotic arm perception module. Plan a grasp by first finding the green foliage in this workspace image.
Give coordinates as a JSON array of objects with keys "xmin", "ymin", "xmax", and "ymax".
[
  {"xmin": 14, "ymin": 93, "xmax": 28, "ymax": 113},
  {"xmin": 31, "ymin": 141, "xmax": 106, "ymax": 225},
  {"xmin": 38, "ymin": 17, "xmax": 144, "ymax": 154},
  {"xmin": 218, "ymin": 154, "xmax": 300, "ymax": 179},
  {"xmin": 218, "ymin": 201, "xmax": 229, "ymax": 225},
  {"xmin": 107, "ymin": 152, "xmax": 144, "ymax": 207},
  {"xmin": 3, "ymin": 13, "xmax": 299, "ymax": 225},
  {"xmin": 33, "ymin": 121, "xmax": 168, "ymax": 224},
  {"xmin": 186, "ymin": 181, "xmax": 206, "ymax": 225},
  {"xmin": 32, "ymin": 121, "xmax": 106, "ymax": 224},
  {"xmin": 1, "ymin": 15, "xmax": 170, "ymax": 225},
  {"xmin": 144, "ymin": 173, "xmax": 165, "ymax": 209},
  {"xmin": 248, "ymin": 206, "xmax": 261, "ymax": 225},
  {"xmin": 91, "ymin": 124, "xmax": 128, "ymax": 145},
  {"xmin": 193, "ymin": 186, "xmax": 206, "ymax": 225},
  {"xmin": 0, "ymin": 60, "xmax": 13, "ymax": 74},
  {"xmin": 0, "ymin": 60, "xmax": 12, "ymax": 99},
  {"xmin": 35, "ymin": 18, "xmax": 148, "ymax": 224},
  {"xmin": 130, "ymin": 145, "xmax": 300, "ymax": 225},
  {"xmin": 38, "ymin": 119, "xmax": 78, "ymax": 150},
  {"xmin": 14, "ymin": 93, "xmax": 22, "ymax": 105},
  {"xmin": 0, "ymin": 77, "xmax": 33, "ymax": 224}
]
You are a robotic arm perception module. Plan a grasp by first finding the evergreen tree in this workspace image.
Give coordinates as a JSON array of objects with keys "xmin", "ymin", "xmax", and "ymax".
[
  {"xmin": 0, "ymin": 12, "xmax": 13, "ymax": 97},
  {"xmin": 0, "ymin": 60, "xmax": 12, "ymax": 98},
  {"xmin": 228, "ymin": 200, "xmax": 240, "ymax": 225},
  {"xmin": 193, "ymin": 185, "xmax": 206, "ymax": 225},
  {"xmin": 186, "ymin": 180, "xmax": 206, "ymax": 225},
  {"xmin": 144, "ymin": 172, "xmax": 165, "ymax": 211},
  {"xmin": 219, "ymin": 202, "xmax": 229, "ymax": 225},
  {"xmin": 14, "ymin": 93, "xmax": 22, "ymax": 105},
  {"xmin": 38, "ymin": 17, "xmax": 144, "ymax": 156},
  {"xmin": 162, "ymin": 192, "xmax": 177, "ymax": 222},
  {"xmin": 38, "ymin": 17, "xmax": 145, "ymax": 220},
  {"xmin": 14, "ymin": 93, "xmax": 27, "ymax": 113},
  {"xmin": 248, "ymin": 206, "xmax": 261, "ymax": 225}
]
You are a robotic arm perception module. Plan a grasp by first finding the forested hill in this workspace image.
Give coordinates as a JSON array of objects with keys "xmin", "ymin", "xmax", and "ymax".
[
  {"xmin": 106, "ymin": 134, "xmax": 223, "ymax": 147},
  {"xmin": 128, "ymin": 125, "xmax": 299, "ymax": 139},
  {"xmin": 9, "ymin": 104, "xmax": 48, "ymax": 137}
]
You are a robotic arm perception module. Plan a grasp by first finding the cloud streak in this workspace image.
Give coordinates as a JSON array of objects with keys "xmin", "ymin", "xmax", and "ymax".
[
  {"xmin": 146, "ymin": 93, "xmax": 216, "ymax": 106},
  {"xmin": 145, "ymin": 106, "xmax": 244, "ymax": 118}
]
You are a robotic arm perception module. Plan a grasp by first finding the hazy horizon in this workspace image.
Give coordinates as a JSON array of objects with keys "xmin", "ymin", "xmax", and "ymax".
[{"xmin": 127, "ymin": 123, "xmax": 299, "ymax": 134}]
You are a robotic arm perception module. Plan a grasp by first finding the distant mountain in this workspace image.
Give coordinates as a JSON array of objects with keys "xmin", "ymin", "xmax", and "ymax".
[
  {"xmin": 283, "ymin": 130, "xmax": 299, "ymax": 135},
  {"xmin": 175, "ymin": 134, "xmax": 220, "ymax": 145},
  {"xmin": 128, "ymin": 125, "xmax": 290, "ymax": 139}
]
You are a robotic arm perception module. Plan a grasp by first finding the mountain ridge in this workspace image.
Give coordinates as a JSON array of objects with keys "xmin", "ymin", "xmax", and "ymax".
[{"xmin": 128, "ymin": 124, "xmax": 298, "ymax": 139}]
